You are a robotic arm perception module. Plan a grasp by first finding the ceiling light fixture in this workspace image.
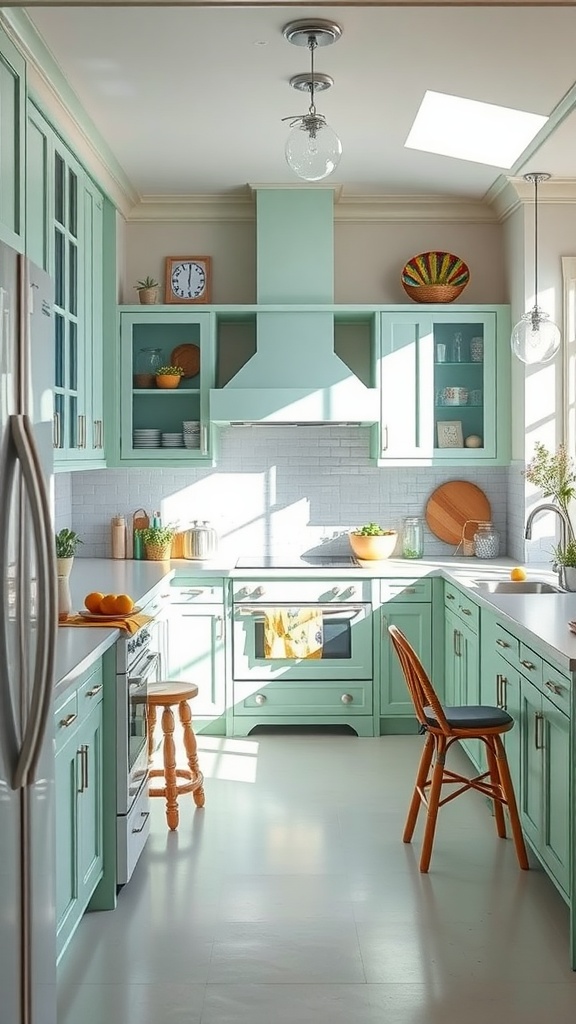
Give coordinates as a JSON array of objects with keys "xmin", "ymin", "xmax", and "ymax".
[
  {"xmin": 282, "ymin": 20, "xmax": 342, "ymax": 182},
  {"xmin": 511, "ymin": 173, "xmax": 561, "ymax": 365}
]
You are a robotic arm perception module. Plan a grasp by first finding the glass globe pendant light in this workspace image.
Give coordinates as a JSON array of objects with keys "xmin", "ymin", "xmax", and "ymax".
[
  {"xmin": 511, "ymin": 172, "xmax": 561, "ymax": 365},
  {"xmin": 282, "ymin": 20, "xmax": 342, "ymax": 182}
]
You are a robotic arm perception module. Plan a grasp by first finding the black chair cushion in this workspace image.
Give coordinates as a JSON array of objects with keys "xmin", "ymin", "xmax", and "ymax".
[{"xmin": 423, "ymin": 705, "xmax": 514, "ymax": 730}]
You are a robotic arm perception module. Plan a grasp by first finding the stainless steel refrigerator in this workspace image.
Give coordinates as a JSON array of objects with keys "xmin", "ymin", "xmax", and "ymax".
[{"xmin": 0, "ymin": 240, "xmax": 57, "ymax": 1024}]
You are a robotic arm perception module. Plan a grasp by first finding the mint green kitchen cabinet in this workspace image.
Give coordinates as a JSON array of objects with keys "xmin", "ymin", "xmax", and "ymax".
[
  {"xmin": 0, "ymin": 25, "xmax": 25, "ymax": 250},
  {"xmin": 54, "ymin": 661, "xmax": 104, "ymax": 962},
  {"xmin": 377, "ymin": 307, "xmax": 510, "ymax": 465},
  {"xmin": 26, "ymin": 102, "xmax": 106, "ymax": 469},
  {"xmin": 519, "ymin": 672, "xmax": 570, "ymax": 898},
  {"xmin": 443, "ymin": 581, "xmax": 481, "ymax": 767},
  {"xmin": 379, "ymin": 578, "xmax": 432, "ymax": 726},
  {"xmin": 167, "ymin": 577, "xmax": 226, "ymax": 732},
  {"xmin": 115, "ymin": 308, "xmax": 214, "ymax": 466},
  {"xmin": 479, "ymin": 609, "xmax": 571, "ymax": 900}
]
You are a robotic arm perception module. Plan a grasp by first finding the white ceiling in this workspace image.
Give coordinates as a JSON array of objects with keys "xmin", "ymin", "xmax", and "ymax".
[{"xmin": 23, "ymin": 4, "xmax": 576, "ymax": 202}]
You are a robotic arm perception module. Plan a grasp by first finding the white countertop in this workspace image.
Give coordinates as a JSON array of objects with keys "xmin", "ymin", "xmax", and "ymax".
[{"xmin": 55, "ymin": 554, "xmax": 576, "ymax": 688}]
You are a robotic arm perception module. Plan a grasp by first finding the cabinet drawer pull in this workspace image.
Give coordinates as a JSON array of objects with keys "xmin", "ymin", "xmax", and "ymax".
[
  {"xmin": 496, "ymin": 673, "xmax": 507, "ymax": 709},
  {"xmin": 216, "ymin": 615, "xmax": 223, "ymax": 641},
  {"xmin": 545, "ymin": 680, "xmax": 564, "ymax": 696},
  {"xmin": 459, "ymin": 606, "xmax": 472, "ymax": 616},
  {"xmin": 446, "ymin": 593, "xmax": 455, "ymax": 601},
  {"xmin": 59, "ymin": 713, "xmax": 77, "ymax": 728},
  {"xmin": 341, "ymin": 693, "xmax": 353, "ymax": 704},
  {"xmin": 254, "ymin": 693, "xmax": 267, "ymax": 706},
  {"xmin": 496, "ymin": 639, "xmax": 510, "ymax": 648},
  {"xmin": 86, "ymin": 684, "xmax": 103, "ymax": 698},
  {"xmin": 521, "ymin": 660, "xmax": 537, "ymax": 671},
  {"xmin": 132, "ymin": 811, "xmax": 150, "ymax": 834},
  {"xmin": 534, "ymin": 711, "xmax": 544, "ymax": 750},
  {"xmin": 381, "ymin": 424, "xmax": 388, "ymax": 452}
]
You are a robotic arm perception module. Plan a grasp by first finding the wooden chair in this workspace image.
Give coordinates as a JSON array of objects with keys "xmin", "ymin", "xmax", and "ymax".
[
  {"xmin": 147, "ymin": 681, "xmax": 205, "ymax": 831},
  {"xmin": 388, "ymin": 624, "xmax": 529, "ymax": 873}
]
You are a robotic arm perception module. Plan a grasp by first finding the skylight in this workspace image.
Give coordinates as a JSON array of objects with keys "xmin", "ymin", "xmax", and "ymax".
[{"xmin": 405, "ymin": 90, "xmax": 548, "ymax": 169}]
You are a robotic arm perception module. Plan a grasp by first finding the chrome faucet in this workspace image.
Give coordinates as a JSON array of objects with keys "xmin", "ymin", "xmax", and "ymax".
[{"xmin": 524, "ymin": 503, "xmax": 574, "ymax": 590}]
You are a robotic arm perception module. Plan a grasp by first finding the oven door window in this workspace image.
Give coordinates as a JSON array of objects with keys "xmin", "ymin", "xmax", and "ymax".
[
  {"xmin": 232, "ymin": 604, "xmax": 372, "ymax": 681},
  {"xmin": 254, "ymin": 616, "xmax": 352, "ymax": 660}
]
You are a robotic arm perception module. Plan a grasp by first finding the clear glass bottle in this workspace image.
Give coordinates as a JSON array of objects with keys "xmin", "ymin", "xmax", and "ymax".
[
  {"xmin": 402, "ymin": 517, "xmax": 424, "ymax": 559},
  {"xmin": 473, "ymin": 521, "xmax": 500, "ymax": 559},
  {"xmin": 453, "ymin": 332, "xmax": 464, "ymax": 362},
  {"xmin": 134, "ymin": 347, "xmax": 162, "ymax": 388}
]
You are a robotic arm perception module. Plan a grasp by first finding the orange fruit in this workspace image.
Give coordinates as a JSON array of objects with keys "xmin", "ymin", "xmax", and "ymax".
[
  {"xmin": 510, "ymin": 567, "xmax": 527, "ymax": 582},
  {"xmin": 99, "ymin": 593, "xmax": 118, "ymax": 615},
  {"xmin": 84, "ymin": 591, "xmax": 104, "ymax": 613},
  {"xmin": 113, "ymin": 594, "xmax": 134, "ymax": 615}
]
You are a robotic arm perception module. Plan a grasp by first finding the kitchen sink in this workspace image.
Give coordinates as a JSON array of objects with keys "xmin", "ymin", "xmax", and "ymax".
[{"xmin": 472, "ymin": 580, "xmax": 563, "ymax": 594}]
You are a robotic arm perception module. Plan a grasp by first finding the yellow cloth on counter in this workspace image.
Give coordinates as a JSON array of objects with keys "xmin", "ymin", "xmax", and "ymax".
[
  {"xmin": 59, "ymin": 613, "xmax": 153, "ymax": 636},
  {"xmin": 263, "ymin": 607, "xmax": 324, "ymax": 659}
]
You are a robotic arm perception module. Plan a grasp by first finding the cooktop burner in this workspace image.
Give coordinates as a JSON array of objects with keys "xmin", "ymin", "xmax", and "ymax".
[{"xmin": 235, "ymin": 554, "xmax": 360, "ymax": 569}]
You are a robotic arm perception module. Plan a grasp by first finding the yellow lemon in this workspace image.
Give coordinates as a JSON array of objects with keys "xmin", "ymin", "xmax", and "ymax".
[{"xmin": 510, "ymin": 567, "xmax": 527, "ymax": 582}]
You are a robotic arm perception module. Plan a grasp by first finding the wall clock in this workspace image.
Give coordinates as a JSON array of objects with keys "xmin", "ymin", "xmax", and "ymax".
[{"xmin": 165, "ymin": 256, "xmax": 212, "ymax": 304}]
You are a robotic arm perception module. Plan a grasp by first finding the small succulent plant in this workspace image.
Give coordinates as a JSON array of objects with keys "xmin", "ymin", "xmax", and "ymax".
[
  {"xmin": 156, "ymin": 365, "xmax": 184, "ymax": 376},
  {"xmin": 135, "ymin": 276, "xmax": 159, "ymax": 290},
  {"xmin": 55, "ymin": 528, "xmax": 83, "ymax": 558}
]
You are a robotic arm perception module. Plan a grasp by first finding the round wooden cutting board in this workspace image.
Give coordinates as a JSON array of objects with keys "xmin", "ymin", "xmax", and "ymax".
[{"xmin": 425, "ymin": 480, "xmax": 492, "ymax": 545}]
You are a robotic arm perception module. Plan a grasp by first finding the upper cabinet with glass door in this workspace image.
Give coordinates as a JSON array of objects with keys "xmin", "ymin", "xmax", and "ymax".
[
  {"xmin": 113, "ymin": 308, "xmax": 215, "ymax": 466},
  {"xmin": 376, "ymin": 307, "xmax": 510, "ymax": 465},
  {"xmin": 0, "ymin": 26, "xmax": 25, "ymax": 251}
]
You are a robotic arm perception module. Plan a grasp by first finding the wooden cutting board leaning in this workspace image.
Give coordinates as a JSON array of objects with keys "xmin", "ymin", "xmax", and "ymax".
[{"xmin": 425, "ymin": 480, "xmax": 491, "ymax": 546}]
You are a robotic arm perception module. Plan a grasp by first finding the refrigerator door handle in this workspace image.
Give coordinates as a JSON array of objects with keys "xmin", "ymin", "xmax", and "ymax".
[{"xmin": 10, "ymin": 414, "xmax": 57, "ymax": 789}]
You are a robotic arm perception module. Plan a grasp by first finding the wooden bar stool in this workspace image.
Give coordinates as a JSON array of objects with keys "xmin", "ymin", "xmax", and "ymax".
[
  {"xmin": 388, "ymin": 625, "xmax": 529, "ymax": 873},
  {"xmin": 146, "ymin": 681, "xmax": 205, "ymax": 830}
]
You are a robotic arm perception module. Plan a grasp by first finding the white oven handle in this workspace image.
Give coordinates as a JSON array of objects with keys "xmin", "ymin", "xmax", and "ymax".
[
  {"xmin": 236, "ymin": 603, "xmax": 368, "ymax": 620},
  {"xmin": 129, "ymin": 651, "xmax": 160, "ymax": 688}
]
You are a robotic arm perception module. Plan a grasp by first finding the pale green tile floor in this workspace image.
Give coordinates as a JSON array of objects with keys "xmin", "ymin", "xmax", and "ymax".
[{"xmin": 57, "ymin": 731, "xmax": 576, "ymax": 1023}]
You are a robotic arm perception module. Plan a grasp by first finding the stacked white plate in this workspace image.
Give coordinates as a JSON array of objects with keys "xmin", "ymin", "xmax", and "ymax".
[
  {"xmin": 161, "ymin": 432, "xmax": 184, "ymax": 448},
  {"xmin": 183, "ymin": 420, "xmax": 201, "ymax": 449},
  {"xmin": 133, "ymin": 428, "xmax": 161, "ymax": 448}
]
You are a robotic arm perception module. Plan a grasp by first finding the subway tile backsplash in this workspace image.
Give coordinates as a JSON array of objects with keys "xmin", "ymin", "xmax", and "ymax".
[{"xmin": 55, "ymin": 427, "xmax": 517, "ymax": 561}]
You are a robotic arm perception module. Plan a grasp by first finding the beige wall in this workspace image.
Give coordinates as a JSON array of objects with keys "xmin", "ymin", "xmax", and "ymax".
[{"xmin": 124, "ymin": 216, "xmax": 506, "ymax": 306}]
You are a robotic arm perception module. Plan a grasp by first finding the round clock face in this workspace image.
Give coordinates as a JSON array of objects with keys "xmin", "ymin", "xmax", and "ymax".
[{"xmin": 171, "ymin": 261, "xmax": 206, "ymax": 299}]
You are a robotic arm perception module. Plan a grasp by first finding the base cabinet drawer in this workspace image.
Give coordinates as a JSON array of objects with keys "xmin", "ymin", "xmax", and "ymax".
[{"xmin": 233, "ymin": 681, "xmax": 372, "ymax": 715}]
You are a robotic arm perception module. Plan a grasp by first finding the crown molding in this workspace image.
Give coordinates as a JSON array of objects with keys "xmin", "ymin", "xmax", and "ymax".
[
  {"xmin": 487, "ymin": 175, "xmax": 576, "ymax": 222},
  {"xmin": 126, "ymin": 190, "xmax": 498, "ymax": 224}
]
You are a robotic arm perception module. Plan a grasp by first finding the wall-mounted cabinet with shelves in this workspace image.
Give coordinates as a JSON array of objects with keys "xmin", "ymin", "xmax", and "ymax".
[
  {"xmin": 115, "ymin": 308, "xmax": 215, "ymax": 465},
  {"xmin": 26, "ymin": 102, "xmax": 106, "ymax": 470},
  {"xmin": 376, "ymin": 306, "xmax": 510, "ymax": 466}
]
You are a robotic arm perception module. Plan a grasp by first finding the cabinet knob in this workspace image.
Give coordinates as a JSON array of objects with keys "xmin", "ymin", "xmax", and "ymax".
[
  {"xmin": 85, "ymin": 684, "xmax": 103, "ymax": 698},
  {"xmin": 330, "ymin": 587, "xmax": 340, "ymax": 597},
  {"xmin": 341, "ymin": 693, "xmax": 353, "ymax": 704},
  {"xmin": 496, "ymin": 639, "xmax": 510, "ymax": 648},
  {"xmin": 545, "ymin": 680, "xmax": 563, "ymax": 695},
  {"xmin": 253, "ymin": 586, "xmax": 265, "ymax": 598},
  {"xmin": 59, "ymin": 713, "xmax": 77, "ymax": 728},
  {"xmin": 521, "ymin": 660, "xmax": 536, "ymax": 671},
  {"xmin": 254, "ymin": 693, "xmax": 267, "ymax": 706},
  {"xmin": 460, "ymin": 606, "xmax": 472, "ymax": 616}
]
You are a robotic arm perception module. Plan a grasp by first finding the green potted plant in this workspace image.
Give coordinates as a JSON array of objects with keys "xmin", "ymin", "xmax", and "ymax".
[
  {"xmin": 155, "ymin": 365, "xmax": 185, "ymax": 389},
  {"xmin": 55, "ymin": 528, "xmax": 83, "ymax": 577},
  {"xmin": 349, "ymin": 522, "xmax": 398, "ymax": 560},
  {"xmin": 141, "ymin": 524, "xmax": 175, "ymax": 561},
  {"xmin": 134, "ymin": 276, "xmax": 159, "ymax": 305},
  {"xmin": 552, "ymin": 540, "xmax": 576, "ymax": 591}
]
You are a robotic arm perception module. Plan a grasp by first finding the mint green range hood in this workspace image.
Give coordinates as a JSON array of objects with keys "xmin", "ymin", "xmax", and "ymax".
[{"xmin": 209, "ymin": 189, "xmax": 379, "ymax": 425}]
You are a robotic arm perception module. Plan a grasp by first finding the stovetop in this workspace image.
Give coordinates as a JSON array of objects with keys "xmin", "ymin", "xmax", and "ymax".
[{"xmin": 235, "ymin": 554, "xmax": 360, "ymax": 569}]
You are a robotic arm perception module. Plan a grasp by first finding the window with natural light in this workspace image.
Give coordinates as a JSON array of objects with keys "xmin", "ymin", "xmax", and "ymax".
[{"xmin": 405, "ymin": 90, "xmax": 548, "ymax": 168}]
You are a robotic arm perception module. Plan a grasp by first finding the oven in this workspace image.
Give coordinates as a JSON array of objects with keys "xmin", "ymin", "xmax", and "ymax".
[
  {"xmin": 116, "ymin": 592, "xmax": 165, "ymax": 885},
  {"xmin": 232, "ymin": 579, "xmax": 373, "ymax": 682}
]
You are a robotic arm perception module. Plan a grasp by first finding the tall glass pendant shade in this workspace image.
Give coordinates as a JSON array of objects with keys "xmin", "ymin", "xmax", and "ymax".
[
  {"xmin": 285, "ymin": 119, "xmax": 342, "ymax": 182},
  {"xmin": 282, "ymin": 20, "xmax": 342, "ymax": 182},
  {"xmin": 511, "ymin": 172, "xmax": 561, "ymax": 365}
]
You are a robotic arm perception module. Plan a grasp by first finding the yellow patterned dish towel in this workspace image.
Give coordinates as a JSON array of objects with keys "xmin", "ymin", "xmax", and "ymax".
[{"xmin": 263, "ymin": 608, "xmax": 324, "ymax": 659}]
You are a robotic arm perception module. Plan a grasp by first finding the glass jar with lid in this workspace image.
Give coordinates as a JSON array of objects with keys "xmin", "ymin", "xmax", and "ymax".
[
  {"xmin": 134, "ymin": 347, "xmax": 162, "ymax": 388},
  {"xmin": 473, "ymin": 521, "xmax": 500, "ymax": 559},
  {"xmin": 402, "ymin": 517, "xmax": 424, "ymax": 559}
]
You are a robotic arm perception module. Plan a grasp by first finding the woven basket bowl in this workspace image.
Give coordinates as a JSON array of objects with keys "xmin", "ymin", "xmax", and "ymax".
[
  {"xmin": 145, "ymin": 542, "xmax": 172, "ymax": 561},
  {"xmin": 402, "ymin": 282, "xmax": 467, "ymax": 304}
]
